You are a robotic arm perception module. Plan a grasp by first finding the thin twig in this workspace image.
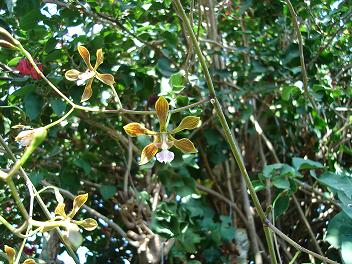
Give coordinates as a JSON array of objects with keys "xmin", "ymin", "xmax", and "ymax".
[
  {"xmin": 239, "ymin": 173, "xmax": 262, "ymax": 264},
  {"xmin": 284, "ymin": 0, "xmax": 317, "ymax": 111},
  {"xmin": 124, "ymin": 137, "xmax": 133, "ymax": 198},
  {"xmin": 265, "ymin": 219, "xmax": 338, "ymax": 264},
  {"xmin": 292, "ymin": 195, "xmax": 325, "ymax": 261}
]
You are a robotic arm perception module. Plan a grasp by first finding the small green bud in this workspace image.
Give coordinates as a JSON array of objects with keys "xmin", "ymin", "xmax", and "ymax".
[
  {"xmin": 16, "ymin": 127, "xmax": 47, "ymax": 147},
  {"xmin": 31, "ymin": 127, "xmax": 48, "ymax": 148}
]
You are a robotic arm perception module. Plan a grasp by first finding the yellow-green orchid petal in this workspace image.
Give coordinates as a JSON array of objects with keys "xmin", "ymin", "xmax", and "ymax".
[
  {"xmin": 23, "ymin": 259, "xmax": 36, "ymax": 264},
  {"xmin": 75, "ymin": 218, "xmax": 98, "ymax": 231},
  {"xmin": 173, "ymin": 138, "xmax": 197, "ymax": 153},
  {"xmin": 54, "ymin": 203, "xmax": 67, "ymax": 218},
  {"xmin": 139, "ymin": 143, "xmax": 158, "ymax": 165},
  {"xmin": 123, "ymin": 123, "xmax": 156, "ymax": 137},
  {"xmin": 65, "ymin": 69, "xmax": 81, "ymax": 81},
  {"xmin": 96, "ymin": 72, "xmax": 115, "ymax": 86},
  {"xmin": 67, "ymin": 193, "xmax": 88, "ymax": 219},
  {"xmin": 77, "ymin": 45, "xmax": 93, "ymax": 70},
  {"xmin": 80, "ymin": 78, "xmax": 94, "ymax": 102},
  {"xmin": 171, "ymin": 116, "xmax": 200, "ymax": 134},
  {"xmin": 4, "ymin": 245, "xmax": 16, "ymax": 264},
  {"xmin": 155, "ymin": 96, "xmax": 169, "ymax": 131},
  {"xmin": 94, "ymin": 48, "xmax": 103, "ymax": 70}
]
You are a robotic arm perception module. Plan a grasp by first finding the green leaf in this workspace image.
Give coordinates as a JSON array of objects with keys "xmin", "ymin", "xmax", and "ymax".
[
  {"xmin": 29, "ymin": 171, "xmax": 44, "ymax": 186},
  {"xmin": 281, "ymin": 85, "xmax": 301, "ymax": 101},
  {"xmin": 204, "ymin": 129, "xmax": 221, "ymax": 146},
  {"xmin": 7, "ymin": 57, "xmax": 22, "ymax": 67},
  {"xmin": 19, "ymin": 9, "xmax": 43, "ymax": 30},
  {"xmin": 24, "ymin": 92, "xmax": 43, "ymax": 120},
  {"xmin": 169, "ymin": 72, "xmax": 185, "ymax": 93},
  {"xmin": 263, "ymin": 163, "xmax": 284, "ymax": 178},
  {"xmin": 151, "ymin": 202, "xmax": 180, "ymax": 238},
  {"xmin": 50, "ymin": 98, "xmax": 67, "ymax": 116},
  {"xmin": 157, "ymin": 57, "xmax": 176, "ymax": 77},
  {"xmin": 272, "ymin": 175, "xmax": 290, "ymax": 189},
  {"xmin": 325, "ymin": 212, "xmax": 352, "ymax": 264},
  {"xmin": 252, "ymin": 180, "xmax": 266, "ymax": 192},
  {"xmin": 317, "ymin": 172, "xmax": 352, "ymax": 198},
  {"xmin": 179, "ymin": 229, "xmax": 202, "ymax": 253},
  {"xmin": 220, "ymin": 215, "xmax": 236, "ymax": 241},
  {"xmin": 9, "ymin": 84, "xmax": 36, "ymax": 100},
  {"xmin": 159, "ymin": 170, "xmax": 196, "ymax": 197},
  {"xmin": 292, "ymin": 157, "xmax": 323, "ymax": 170},
  {"xmin": 100, "ymin": 185, "xmax": 117, "ymax": 200},
  {"xmin": 73, "ymin": 158, "xmax": 91, "ymax": 175},
  {"xmin": 273, "ymin": 191, "xmax": 290, "ymax": 219},
  {"xmin": 338, "ymin": 192, "xmax": 352, "ymax": 219}
]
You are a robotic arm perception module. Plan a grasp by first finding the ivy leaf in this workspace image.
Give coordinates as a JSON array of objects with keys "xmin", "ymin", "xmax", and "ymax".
[
  {"xmin": 24, "ymin": 92, "xmax": 43, "ymax": 120},
  {"xmin": 325, "ymin": 212, "xmax": 352, "ymax": 264},
  {"xmin": 50, "ymin": 98, "xmax": 67, "ymax": 117},
  {"xmin": 100, "ymin": 185, "xmax": 117, "ymax": 200},
  {"xmin": 73, "ymin": 158, "xmax": 91, "ymax": 175},
  {"xmin": 317, "ymin": 172, "xmax": 352, "ymax": 198},
  {"xmin": 169, "ymin": 72, "xmax": 185, "ymax": 93},
  {"xmin": 273, "ymin": 191, "xmax": 290, "ymax": 219},
  {"xmin": 220, "ymin": 215, "xmax": 236, "ymax": 241},
  {"xmin": 292, "ymin": 157, "xmax": 323, "ymax": 170}
]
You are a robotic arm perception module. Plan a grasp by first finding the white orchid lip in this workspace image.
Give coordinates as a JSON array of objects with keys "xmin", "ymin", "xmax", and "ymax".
[
  {"xmin": 156, "ymin": 149, "xmax": 175, "ymax": 163},
  {"xmin": 76, "ymin": 70, "xmax": 96, "ymax": 86}
]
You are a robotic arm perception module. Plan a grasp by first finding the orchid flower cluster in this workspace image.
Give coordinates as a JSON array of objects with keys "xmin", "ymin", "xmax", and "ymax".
[
  {"xmin": 0, "ymin": 26, "xmax": 203, "ymax": 261},
  {"xmin": 123, "ymin": 96, "xmax": 200, "ymax": 165}
]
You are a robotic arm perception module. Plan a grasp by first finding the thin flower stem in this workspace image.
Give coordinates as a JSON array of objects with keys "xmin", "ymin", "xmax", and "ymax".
[
  {"xmin": 109, "ymin": 84, "xmax": 122, "ymax": 109},
  {"xmin": 103, "ymin": 97, "xmax": 210, "ymax": 115},
  {"xmin": 0, "ymin": 214, "xmax": 27, "ymax": 238},
  {"xmin": 289, "ymin": 251, "xmax": 301, "ymax": 264},
  {"xmin": 6, "ymin": 178, "xmax": 29, "ymax": 219},
  {"xmin": 44, "ymin": 107, "xmax": 75, "ymax": 129},
  {"xmin": 173, "ymin": 1, "xmax": 277, "ymax": 262}
]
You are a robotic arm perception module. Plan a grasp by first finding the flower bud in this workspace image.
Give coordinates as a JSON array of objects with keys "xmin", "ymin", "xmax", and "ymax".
[
  {"xmin": 0, "ymin": 27, "xmax": 20, "ymax": 47},
  {"xmin": 15, "ymin": 127, "xmax": 47, "ymax": 147},
  {"xmin": 0, "ymin": 40, "xmax": 17, "ymax": 49}
]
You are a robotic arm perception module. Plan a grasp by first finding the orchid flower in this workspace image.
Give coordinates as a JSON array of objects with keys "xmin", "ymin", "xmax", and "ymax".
[
  {"xmin": 42, "ymin": 192, "xmax": 98, "ymax": 249},
  {"xmin": 123, "ymin": 96, "xmax": 200, "ymax": 165},
  {"xmin": 65, "ymin": 45, "xmax": 115, "ymax": 102}
]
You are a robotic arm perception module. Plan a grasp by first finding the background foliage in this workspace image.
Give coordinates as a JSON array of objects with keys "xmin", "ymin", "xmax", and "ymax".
[{"xmin": 0, "ymin": 0, "xmax": 351, "ymax": 263}]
